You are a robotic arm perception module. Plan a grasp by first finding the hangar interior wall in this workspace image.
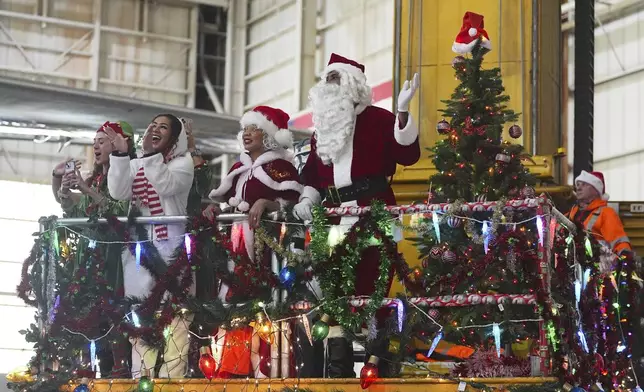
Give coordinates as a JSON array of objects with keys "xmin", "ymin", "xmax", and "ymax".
[{"xmin": 567, "ymin": 9, "xmax": 644, "ymax": 200}]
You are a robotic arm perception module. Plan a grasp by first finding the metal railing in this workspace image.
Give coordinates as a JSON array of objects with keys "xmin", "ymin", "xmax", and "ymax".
[{"xmin": 34, "ymin": 198, "xmax": 576, "ymax": 378}]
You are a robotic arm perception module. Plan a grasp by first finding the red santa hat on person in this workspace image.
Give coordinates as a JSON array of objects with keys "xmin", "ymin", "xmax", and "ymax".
[
  {"xmin": 240, "ymin": 105, "xmax": 293, "ymax": 149},
  {"xmin": 452, "ymin": 11, "xmax": 492, "ymax": 54},
  {"xmin": 575, "ymin": 170, "xmax": 610, "ymax": 201},
  {"xmin": 324, "ymin": 53, "xmax": 367, "ymax": 84}
]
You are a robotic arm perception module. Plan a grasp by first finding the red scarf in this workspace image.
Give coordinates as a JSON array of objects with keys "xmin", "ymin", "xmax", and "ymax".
[{"xmin": 132, "ymin": 167, "xmax": 168, "ymax": 240}]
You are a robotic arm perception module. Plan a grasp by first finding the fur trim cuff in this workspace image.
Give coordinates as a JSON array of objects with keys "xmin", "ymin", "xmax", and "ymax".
[
  {"xmin": 394, "ymin": 112, "xmax": 418, "ymax": 146},
  {"xmin": 300, "ymin": 186, "xmax": 321, "ymax": 204}
]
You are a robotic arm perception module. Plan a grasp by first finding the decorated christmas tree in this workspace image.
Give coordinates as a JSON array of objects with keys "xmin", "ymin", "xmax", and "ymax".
[
  {"xmin": 406, "ymin": 13, "xmax": 642, "ymax": 389},
  {"xmin": 409, "ymin": 36, "xmax": 541, "ymax": 374},
  {"xmin": 429, "ymin": 43, "xmax": 535, "ymax": 204}
]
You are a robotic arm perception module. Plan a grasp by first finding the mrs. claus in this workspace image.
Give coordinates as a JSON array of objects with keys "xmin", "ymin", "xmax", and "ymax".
[{"xmin": 205, "ymin": 105, "xmax": 303, "ymax": 378}]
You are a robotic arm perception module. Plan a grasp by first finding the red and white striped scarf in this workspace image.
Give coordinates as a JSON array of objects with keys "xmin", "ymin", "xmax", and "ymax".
[{"xmin": 132, "ymin": 167, "xmax": 168, "ymax": 240}]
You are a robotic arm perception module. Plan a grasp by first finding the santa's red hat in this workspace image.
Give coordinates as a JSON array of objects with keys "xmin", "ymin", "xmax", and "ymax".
[
  {"xmin": 324, "ymin": 53, "xmax": 367, "ymax": 83},
  {"xmin": 575, "ymin": 170, "xmax": 609, "ymax": 200},
  {"xmin": 240, "ymin": 106, "xmax": 293, "ymax": 149},
  {"xmin": 452, "ymin": 12, "xmax": 492, "ymax": 54}
]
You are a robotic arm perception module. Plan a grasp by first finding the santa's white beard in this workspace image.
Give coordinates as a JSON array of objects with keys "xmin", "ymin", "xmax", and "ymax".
[{"xmin": 309, "ymin": 83, "xmax": 357, "ymax": 165}]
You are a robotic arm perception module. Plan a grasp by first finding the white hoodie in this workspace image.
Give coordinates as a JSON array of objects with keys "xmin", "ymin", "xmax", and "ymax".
[{"xmin": 108, "ymin": 126, "xmax": 194, "ymax": 298}]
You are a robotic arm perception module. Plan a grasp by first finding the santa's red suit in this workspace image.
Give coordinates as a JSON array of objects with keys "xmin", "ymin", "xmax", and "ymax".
[
  {"xmin": 297, "ymin": 53, "xmax": 420, "ymax": 298},
  {"xmin": 294, "ymin": 53, "xmax": 420, "ymax": 378},
  {"xmin": 208, "ymin": 106, "xmax": 302, "ymax": 378}
]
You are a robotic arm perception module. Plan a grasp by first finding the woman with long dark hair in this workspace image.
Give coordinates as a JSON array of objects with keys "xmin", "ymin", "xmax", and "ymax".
[{"xmin": 105, "ymin": 113, "xmax": 194, "ymax": 378}]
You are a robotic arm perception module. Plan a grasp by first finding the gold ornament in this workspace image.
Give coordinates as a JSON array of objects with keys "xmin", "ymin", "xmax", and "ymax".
[
  {"xmin": 250, "ymin": 312, "xmax": 275, "ymax": 344},
  {"xmin": 59, "ymin": 240, "xmax": 70, "ymax": 259},
  {"xmin": 6, "ymin": 366, "xmax": 34, "ymax": 383},
  {"xmin": 388, "ymin": 337, "xmax": 401, "ymax": 354}
]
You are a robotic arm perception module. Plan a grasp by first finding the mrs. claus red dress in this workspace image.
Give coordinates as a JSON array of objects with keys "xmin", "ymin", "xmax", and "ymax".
[{"xmin": 209, "ymin": 149, "xmax": 303, "ymax": 378}]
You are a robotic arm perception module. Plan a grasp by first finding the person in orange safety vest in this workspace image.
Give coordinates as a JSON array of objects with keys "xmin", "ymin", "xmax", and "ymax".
[{"xmin": 568, "ymin": 170, "xmax": 632, "ymax": 256}]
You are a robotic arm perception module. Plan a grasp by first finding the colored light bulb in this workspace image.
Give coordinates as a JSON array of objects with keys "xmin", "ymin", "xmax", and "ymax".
[
  {"xmin": 199, "ymin": 346, "xmax": 217, "ymax": 380},
  {"xmin": 253, "ymin": 312, "xmax": 274, "ymax": 344},
  {"xmin": 312, "ymin": 313, "xmax": 330, "ymax": 341},
  {"xmin": 360, "ymin": 356, "xmax": 379, "ymax": 389},
  {"xmin": 73, "ymin": 378, "xmax": 90, "ymax": 392},
  {"xmin": 138, "ymin": 369, "xmax": 153, "ymax": 392},
  {"xmin": 279, "ymin": 264, "xmax": 296, "ymax": 289}
]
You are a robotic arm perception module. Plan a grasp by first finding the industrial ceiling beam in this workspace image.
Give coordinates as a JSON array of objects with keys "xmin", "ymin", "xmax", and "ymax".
[{"xmin": 562, "ymin": 0, "xmax": 644, "ymax": 33}]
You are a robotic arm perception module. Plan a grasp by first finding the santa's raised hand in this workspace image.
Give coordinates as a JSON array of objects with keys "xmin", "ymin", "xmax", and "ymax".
[{"xmin": 397, "ymin": 73, "xmax": 420, "ymax": 112}]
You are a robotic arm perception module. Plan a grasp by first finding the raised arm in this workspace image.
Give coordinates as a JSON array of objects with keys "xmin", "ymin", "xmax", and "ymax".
[
  {"xmin": 108, "ymin": 153, "xmax": 135, "ymax": 200},
  {"xmin": 298, "ymin": 136, "xmax": 322, "ymax": 204},
  {"xmin": 391, "ymin": 111, "xmax": 420, "ymax": 166},
  {"xmin": 141, "ymin": 152, "xmax": 194, "ymax": 197}
]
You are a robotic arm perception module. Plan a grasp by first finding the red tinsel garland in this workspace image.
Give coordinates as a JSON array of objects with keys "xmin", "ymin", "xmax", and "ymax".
[{"xmin": 17, "ymin": 243, "xmax": 39, "ymax": 307}]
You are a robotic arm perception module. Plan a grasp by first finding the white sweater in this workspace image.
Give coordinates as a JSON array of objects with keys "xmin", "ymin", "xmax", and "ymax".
[{"xmin": 107, "ymin": 129, "xmax": 194, "ymax": 298}]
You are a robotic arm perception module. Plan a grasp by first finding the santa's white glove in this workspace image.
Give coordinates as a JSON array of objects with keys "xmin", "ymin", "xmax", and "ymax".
[
  {"xmin": 397, "ymin": 73, "xmax": 420, "ymax": 112},
  {"xmin": 293, "ymin": 198, "xmax": 314, "ymax": 222}
]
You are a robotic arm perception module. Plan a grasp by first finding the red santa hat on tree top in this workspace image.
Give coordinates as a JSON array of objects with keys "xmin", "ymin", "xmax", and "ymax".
[
  {"xmin": 575, "ymin": 170, "xmax": 610, "ymax": 200},
  {"xmin": 324, "ymin": 53, "xmax": 367, "ymax": 84},
  {"xmin": 452, "ymin": 11, "xmax": 492, "ymax": 54},
  {"xmin": 240, "ymin": 105, "xmax": 293, "ymax": 149}
]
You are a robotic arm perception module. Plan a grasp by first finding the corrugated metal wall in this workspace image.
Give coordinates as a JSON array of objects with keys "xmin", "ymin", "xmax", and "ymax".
[
  {"xmin": 0, "ymin": 0, "xmax": 197, "ymax": 106},
  {"xmin": 234, "ymin": 0, "xmax": 393, "ymax": 116},
  {"xmin": 0, "ymin": 0, "xmax": 201, "ymax": 182},
  {"xmin": 567, "ymin": 10, "xmax": 644, "ymax": 200},
  {"xmin": 0, "ymin": 181, "xmax": 63, "ymax": 374},
  {"xmin": 316, "ymin": 0, "xmax": 393, "ymax": 84}
]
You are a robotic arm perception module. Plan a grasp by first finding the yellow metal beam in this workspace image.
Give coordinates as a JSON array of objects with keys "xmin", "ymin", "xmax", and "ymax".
[
  {"xmin": 390, "ymin": 0, "xmax": 562, "ymax": 296},
  {"xmin": 63, "ymin": 377, "xmax": 558, "ymax": 392}
]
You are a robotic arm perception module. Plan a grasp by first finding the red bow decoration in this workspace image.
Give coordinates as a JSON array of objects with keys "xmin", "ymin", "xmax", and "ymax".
[{"xmin": 463, "ymin": 116, "xmax": 487, "ymax": 136}]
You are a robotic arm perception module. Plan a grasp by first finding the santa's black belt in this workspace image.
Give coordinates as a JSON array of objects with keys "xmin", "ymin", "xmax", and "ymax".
[{"xmin": 322, "ymin": 176, "xmax": 389, "ymax": 204}]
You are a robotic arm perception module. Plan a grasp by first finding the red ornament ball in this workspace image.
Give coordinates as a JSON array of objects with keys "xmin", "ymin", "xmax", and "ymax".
[
  {"xmin": 437, "ymin": 119, "xmax": 451, "ymax": 135},
  {"xmin": 452, "ymin": 56, "xmax": 466, "ymax": 67},
  {"xmin": 441, "ymin": 249, "xmax": 456, "ymax": 263},
  {"xmin": 428, "ymin": 309, "xmax": 440, "ymax": 319},
  {"xmin": 429, "ymin": 246, "xmax": 442, "ymax": 260},
  {"xmin": 509, "ymin": 124, "xmax": 523, "ymax": 138}
]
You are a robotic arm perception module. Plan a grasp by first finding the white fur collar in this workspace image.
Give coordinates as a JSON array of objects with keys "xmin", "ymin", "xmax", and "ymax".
[
  {"xmin": 239, "ymin": 149, "xmax": 292, "ymax": 168},
  {"xmin": 208, "ymin": 149, "xmax": 296, "ymax": 201},
  {"xmin": 355, "ymin": 104, "xmax": 368, "ymax": 115}
]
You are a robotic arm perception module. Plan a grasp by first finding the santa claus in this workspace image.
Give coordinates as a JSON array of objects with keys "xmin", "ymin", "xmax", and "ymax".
[
  {"xmin": 293, "ymin": 53, "xmax": 420, "ymax": 377},
  {"xmin": 206, "ymin": 105, "xmax": 303, "ymax": 378}
]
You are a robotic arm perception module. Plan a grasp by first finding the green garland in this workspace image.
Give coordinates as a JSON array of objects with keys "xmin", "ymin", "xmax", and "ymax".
[{"xmin": 310, "ymin": 200, "xmax": 394, "ymax": 330}]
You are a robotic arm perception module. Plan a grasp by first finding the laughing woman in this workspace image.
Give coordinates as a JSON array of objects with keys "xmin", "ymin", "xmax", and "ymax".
[{"xmin": 105, "ymin": 113, "xmax": 195, "ymax": 378}]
